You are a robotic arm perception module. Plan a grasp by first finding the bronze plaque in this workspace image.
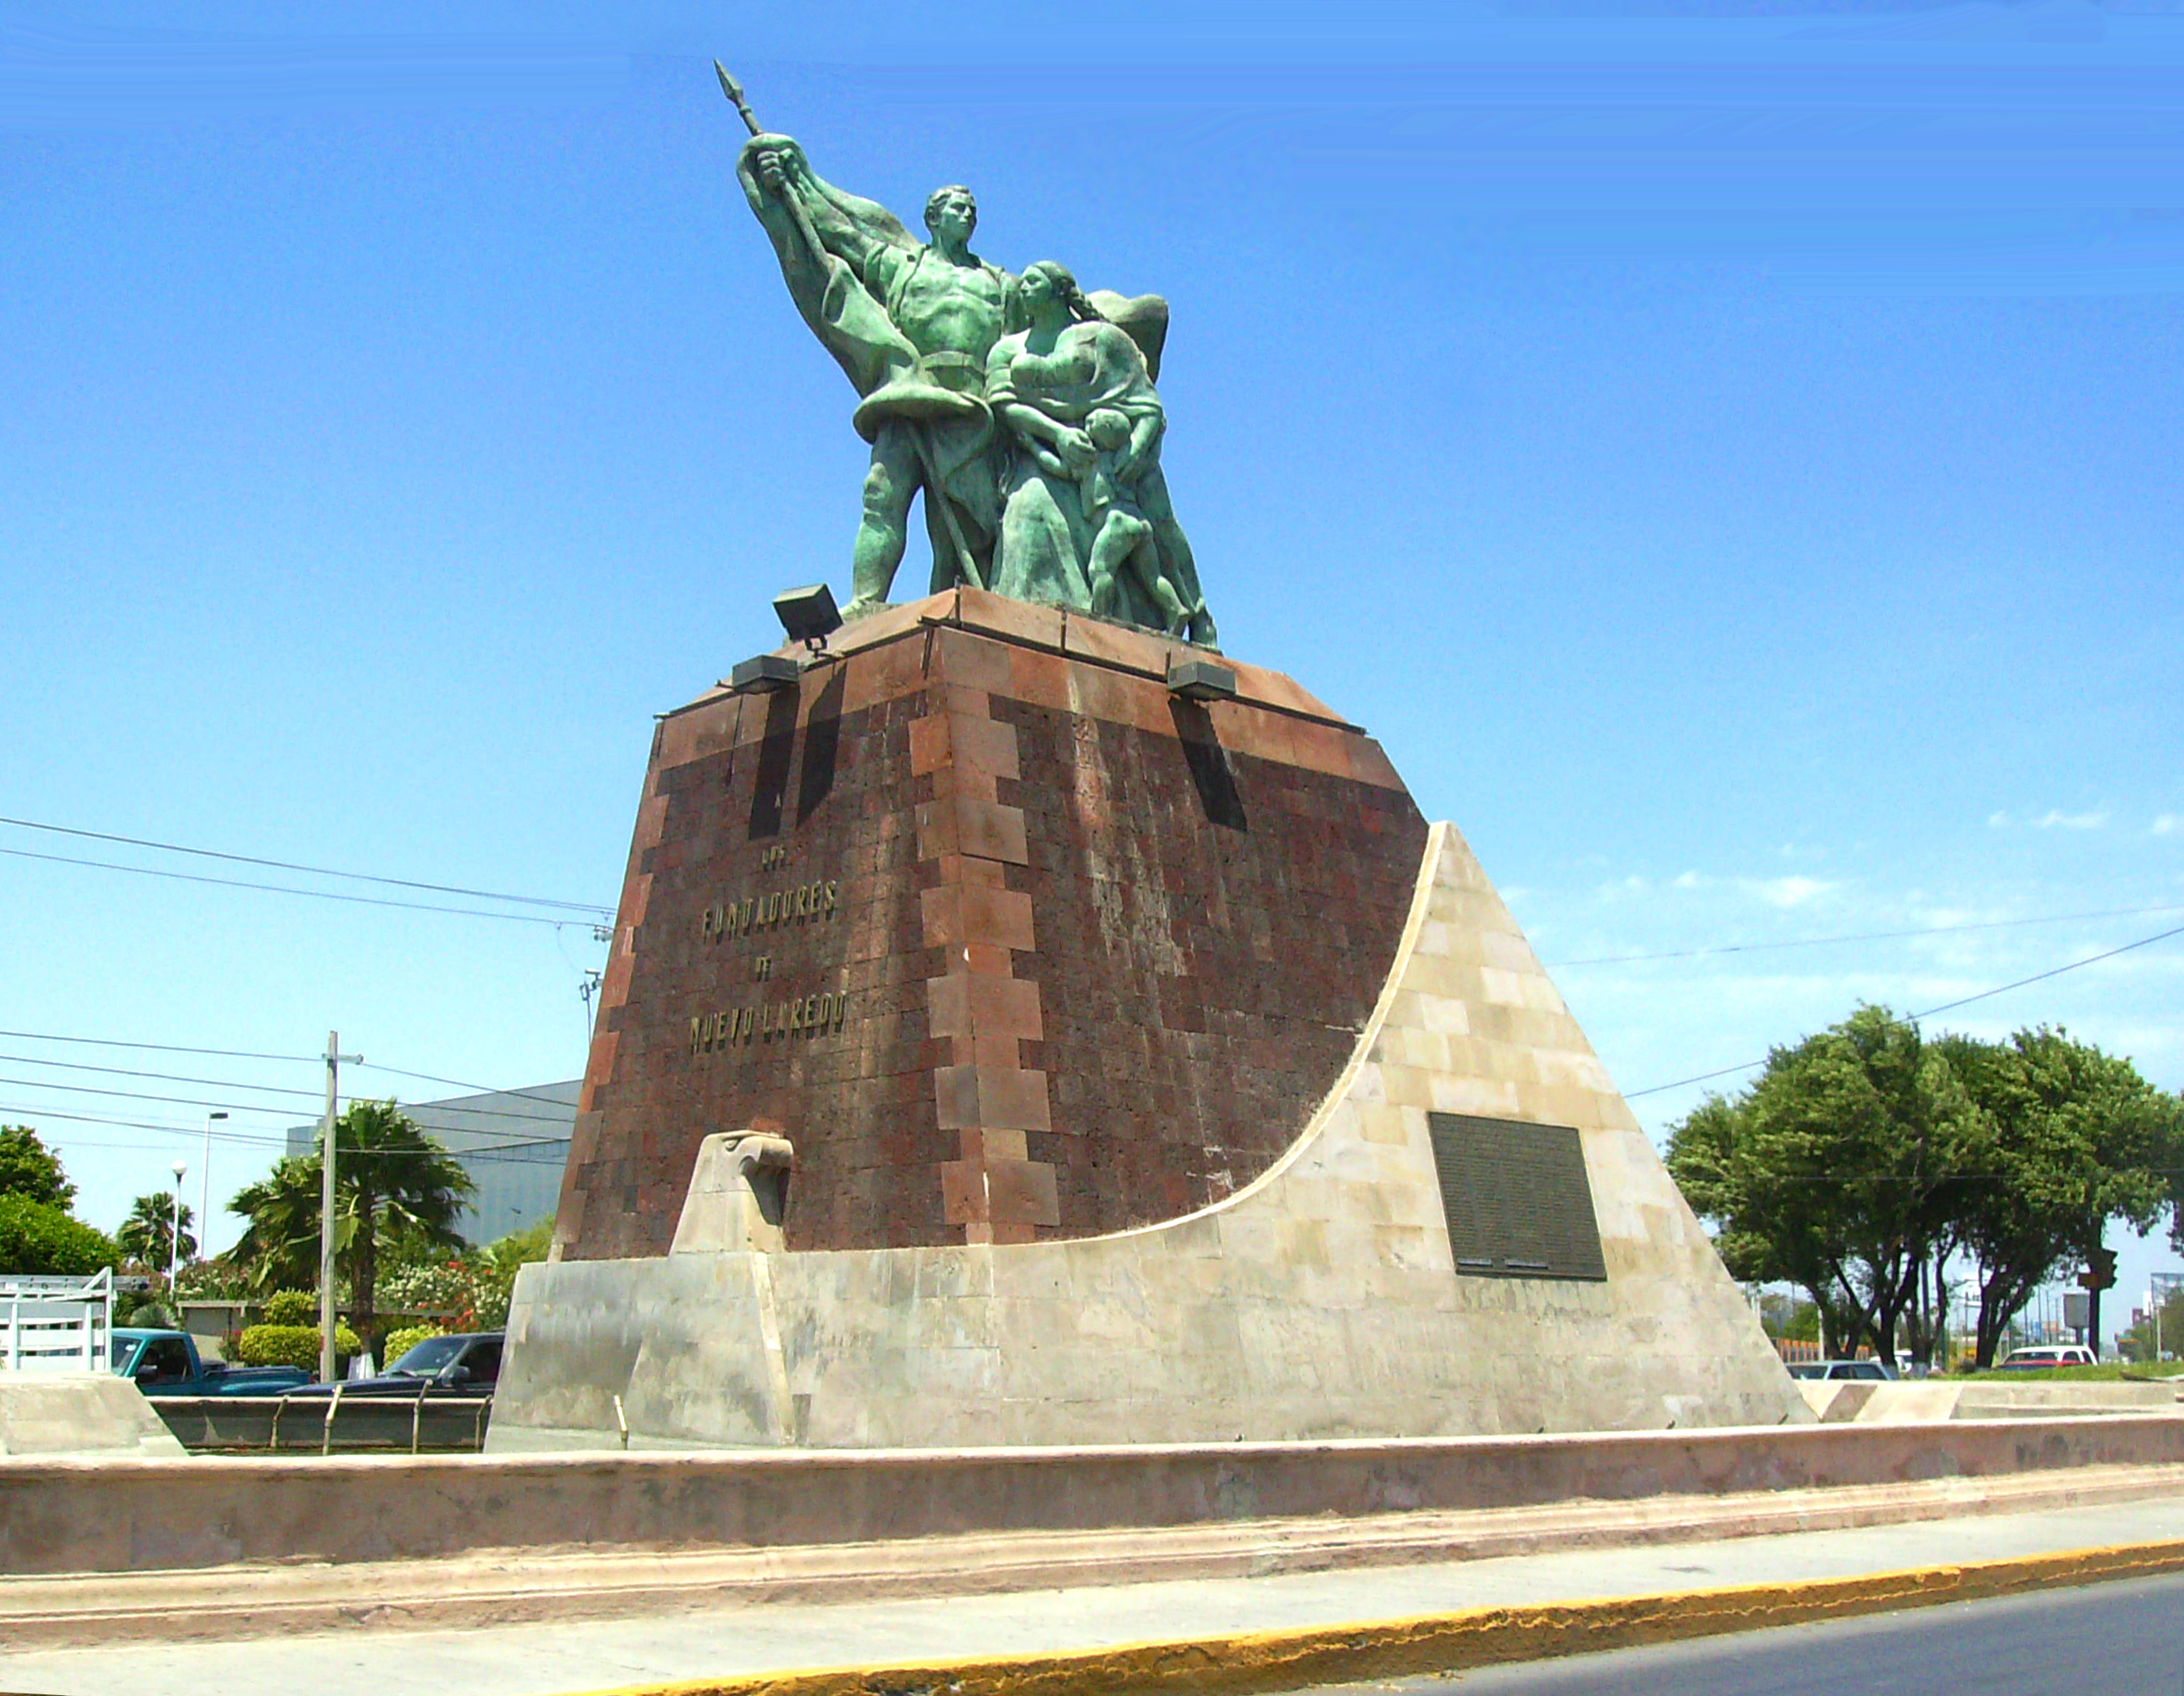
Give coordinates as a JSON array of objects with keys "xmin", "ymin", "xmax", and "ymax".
[{"xmin": 1426, "ymin": 1112, "xmax": 1607, "ymax": 1282}]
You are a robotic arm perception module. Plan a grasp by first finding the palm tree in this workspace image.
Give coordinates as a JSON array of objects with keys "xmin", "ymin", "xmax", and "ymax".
[
  {"xmin": 228, "ymin": 1156, "xmax": 341, "ymax": 1295},
  {"xmin": 116, "ymin": 1193, "xmax": 194, "ymax": 1275},
  {"xmin": 233, "ymin": 1105, "xmax": 475, "ymax": 1344},
  {"xmin": 335, "ymin": 1101, "xmax": 474, "ymax": 1346}
]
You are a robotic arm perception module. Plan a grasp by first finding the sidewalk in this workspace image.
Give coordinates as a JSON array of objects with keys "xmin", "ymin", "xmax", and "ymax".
[{"xmin": 8, "ymin": 1491, "xmax": 2184, "ymax": 1696}]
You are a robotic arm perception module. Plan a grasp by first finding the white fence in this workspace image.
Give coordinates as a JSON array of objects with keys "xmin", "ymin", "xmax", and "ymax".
[{"xmin": 2, "ymin": 1269, "xmax": 114, "ymax": 1374}]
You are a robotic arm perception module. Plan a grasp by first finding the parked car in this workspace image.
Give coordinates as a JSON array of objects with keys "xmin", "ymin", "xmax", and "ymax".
[
  {"xmin": 110, "ymin": 1329, "xmax": 309, "ymax": 1397},
  {"xmin": 1785, "ymin": 1358, "xmax": 1897, "ymax": 1382},
  {"xmin": 281, "ymin": 1331, "xmax": 504, "ymax": 1397},
  {"xmin": 1997, "ymin": 1345, "xmax": 2098, "ymax": 1371}
]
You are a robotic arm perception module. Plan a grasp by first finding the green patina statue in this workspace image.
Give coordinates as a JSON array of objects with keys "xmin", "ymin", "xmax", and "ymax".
[{"xmin": 722, "ymin": 68, "xmax": 1216, "ymax": 646}]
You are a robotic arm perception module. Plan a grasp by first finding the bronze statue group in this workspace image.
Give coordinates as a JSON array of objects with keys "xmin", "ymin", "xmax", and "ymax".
[{"xmin": 736, "ymin": 129, "xmax": 1218, "ymax": 648}]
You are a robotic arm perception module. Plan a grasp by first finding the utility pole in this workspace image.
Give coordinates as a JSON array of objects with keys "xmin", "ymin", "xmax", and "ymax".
[
  {"xmin": 168, "ymin": 1160, "xmax": 187, "ymax": 1291},
  {"xmin": 320, "ymin": 1031, "xmax": 362, "ymax": 1383},
  {"xmin": 198, "ymin": 1110, "xmax": 227, "ymax": 1269}
]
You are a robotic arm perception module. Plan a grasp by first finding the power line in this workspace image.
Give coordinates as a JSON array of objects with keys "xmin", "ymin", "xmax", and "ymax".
[
  {"xmin": 0, "ymin": 1051, "xmax": 579, "ymax": 1129},
  {"xmin": 357, "ymin": 1063, "xmax": 584, "ymax": 1115},
  {"xmin": 0, "ymin": 1074, "xmax": 335, "ymax": 1116},
  {"xmin": 0, "ymin": 1030, "xmax": 581, "ymax": 1147},
  {"xmin": 0, "ymin": 815, "xmax": 612, "ymax": 917},
  {"xmin": 1549, "ymin": 902, "xmax": 2184, "ymax": 969},
  {"xmin": 0, "ymin": 1029, "xmax": 315, "ymax": 1064},
  {"xmin": 0, "ymin": 1052, "xmax": 330, "ymax": 1104},
  {"xmin": 0, "ymin": 1032, "xmax": 581, "ymax": 1123},
  {"xmin": 0, "ymin": 844, "xmax": 609, "ymax": 928},
  {"xmin": 1626, "ymin": 920, "xmax": 2184, "ymax": 1101},
  {"xmin": 1916, "ymin": 922, "xmax": 2184, "ymax": 1017},
  {"xmin": 0, "ymin": 1103, "xmax": 290, "ymax": 1143},
  {"xmin": 0, "ymin": 1103, "xmax": 567, "ymax": 1165}
]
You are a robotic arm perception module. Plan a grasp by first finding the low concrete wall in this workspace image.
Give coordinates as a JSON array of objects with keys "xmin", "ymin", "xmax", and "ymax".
[
  {"xmin": 1800, "ymin": 1381, "xmax": 2184, "ymax": 1423},
  {"xmin": 0, "ymin": 1374, "xmax": 183, "ymax": 1459},
  {"xmin": 7, "ymin": 1417, "xmax": 2184, "ymax": 1579}
]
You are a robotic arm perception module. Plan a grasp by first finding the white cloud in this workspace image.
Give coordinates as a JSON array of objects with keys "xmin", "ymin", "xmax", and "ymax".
[
  {"xmin": 2032, "ymin": 810, "xmax": 2109, "ymax": 830},
  {"xmin": 1672, "ymin": 870, "xmax": 1704, "ymax": 890},
  {"xmin": 1987, "ymin": 811, "xmax": 2010, "ymax": 829},
  {"xmin": 1746, "ymin": 876, "xmax": 1835, "ymax": 910},
  {"xmin": 2154, "ymin": 815, "xmax": 2179, "ymax": 837}
]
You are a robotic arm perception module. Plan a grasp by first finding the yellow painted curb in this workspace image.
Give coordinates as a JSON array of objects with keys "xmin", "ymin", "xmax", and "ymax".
[{"xmin": 567, "ymin": 1536, "xmax": 2184, "ymax": 1696}]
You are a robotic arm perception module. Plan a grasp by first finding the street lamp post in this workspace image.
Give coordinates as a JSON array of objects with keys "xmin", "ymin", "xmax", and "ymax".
[
  {"xmin": 168, "ymin": 1159, "xmax": 187, "ymax": 1293},
  {"xmin": 199, "ymin": 1111, "xmax": 227, "ymax": 1269}
]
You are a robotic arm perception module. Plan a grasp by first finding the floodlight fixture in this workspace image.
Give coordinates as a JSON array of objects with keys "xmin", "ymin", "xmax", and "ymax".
[
  {"xmin": 773, "ymin": 583, "xmax": 843, "ymax": 652},
  {"xmin": 1166, "ymin": 656, "xmax": 1237, "ymax": 702},
  {"xmin": 729, "ymin": 654, "xmax": 801, "ymax": 695}
]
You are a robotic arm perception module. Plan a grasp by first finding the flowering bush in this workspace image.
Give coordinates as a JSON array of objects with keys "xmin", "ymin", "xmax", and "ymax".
[{"xmin": 380, "ymin": 1261, "xmax": 472, "ymax": 1312}]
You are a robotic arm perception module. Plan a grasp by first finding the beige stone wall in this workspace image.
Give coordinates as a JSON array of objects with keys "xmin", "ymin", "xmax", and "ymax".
[
  {"xmin": 0, "ymin": 1374, "xmax": 185, "ymax": 1458},
  {"xmin": 493, "ymin": 824, "xmax": 1808, "ymax": 1450}
]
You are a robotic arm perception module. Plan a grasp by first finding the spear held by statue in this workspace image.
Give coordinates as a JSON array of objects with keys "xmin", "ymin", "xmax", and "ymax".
[{"xmin": 714, "ymin": 63, "xmax": 987, "ymax": 592}]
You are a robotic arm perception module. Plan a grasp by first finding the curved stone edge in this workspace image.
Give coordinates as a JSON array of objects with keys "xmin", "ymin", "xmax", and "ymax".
[{"xmin": 491, "ymin": 824, "xmax": 1808, "ymax": 1450}]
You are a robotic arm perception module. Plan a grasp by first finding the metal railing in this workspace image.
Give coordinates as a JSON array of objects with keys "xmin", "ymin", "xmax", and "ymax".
[
  {"xmin": 154, "ymin": 1389, "xmax": 494, "ymax": 1454},
  {"xmin": 1, "ymin": 1269, "xmax": 113, "ymax": 1373}
]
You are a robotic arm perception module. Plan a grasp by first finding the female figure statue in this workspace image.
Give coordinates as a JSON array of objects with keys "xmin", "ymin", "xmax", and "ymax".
[{"xmin": 984, "ymin": 262, "xmax": 1217, "ymax": 645}]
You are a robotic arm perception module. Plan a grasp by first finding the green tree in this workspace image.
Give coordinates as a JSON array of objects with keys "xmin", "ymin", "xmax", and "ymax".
[
  {"xmin": 230, "ymin": 1106, "xmax": 474, "ymax": 1347},
  {"xmin": 332, "ymin": 1101, "xmax": 473, "ymax": 1346},
  {"xmin": 229, "ymin": 1156, "xmax": 344, "ymax": 1295},
  {"xmin": 0, "ymin": 1193, "xmax": 116, "ymax": 1275},
  {"xmin": 1667, "ymin": 1005, "xmax": 1977, "ymax": 1366},
  {"xmin": 115, "ymin": 1193, "xmax": 196, "ymax": 1275},
  {"xmin": 1941, "ymin": 1028, "xmax": 2181, "ymax": 1367},
  {"xmin": 0, "ymin": 1125, "xmax": 74, "ymax": 1208}
]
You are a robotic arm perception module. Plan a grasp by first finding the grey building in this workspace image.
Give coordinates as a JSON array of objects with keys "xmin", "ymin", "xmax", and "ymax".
[{"xmin": 285, "ymin": 1082, "xmax": 575, "ymax": 1247}]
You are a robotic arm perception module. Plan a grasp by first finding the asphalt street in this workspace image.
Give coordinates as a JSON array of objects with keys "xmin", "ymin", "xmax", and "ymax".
[{"xmin": 1303, "ymin": 1571, "xmax": 2184, "ymax": 1696}]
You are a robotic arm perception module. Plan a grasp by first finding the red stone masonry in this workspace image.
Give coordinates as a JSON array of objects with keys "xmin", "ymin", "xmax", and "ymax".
[{"xmin": 554, "ymin": 590, "xmax": 1427, "ymax": 1260}]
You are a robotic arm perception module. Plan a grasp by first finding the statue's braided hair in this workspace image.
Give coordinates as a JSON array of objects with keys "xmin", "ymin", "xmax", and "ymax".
[{"xmin": 1023, "ymin": 259, "xmax": 1101, "ymax": 324}]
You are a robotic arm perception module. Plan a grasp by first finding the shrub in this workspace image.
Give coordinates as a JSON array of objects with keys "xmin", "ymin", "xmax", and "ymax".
[
  {"xmin": 236, "ymin": 1321, "xmax": 359, "ymax": 1373},
  {"xmin": 262, "ymin": 1289, "xmax": 318, "ymax": 1326},
  {"xmin": 381, "ymin": 1325, "xmax": 443, "ymax": 1367},
  {"xmin": 381, "ymin": 1260, "xmax": 471, "ymax": 1312},
  {"xmin": 0, "ymin": 1193, "xmax": 116, "ymax": 1275},
  {"xmin": 124, "ymin": 1299, "xmax": 175, "ymax": 1328}
]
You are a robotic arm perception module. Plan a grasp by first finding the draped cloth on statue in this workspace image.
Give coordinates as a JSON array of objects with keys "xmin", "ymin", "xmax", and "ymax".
[
  {"xmin": 984, "ymin": 312, "xmax": 1207, "ymax": 639},
  {"xmin": 734, "ymin": 135, "xmax": 1004, "ymax": 582}
]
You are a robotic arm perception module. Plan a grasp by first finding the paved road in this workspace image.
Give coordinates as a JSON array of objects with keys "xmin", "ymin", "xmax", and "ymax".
[{"xmin": 1303, "ymin": 1571, "xmax": 2184, "ymax": 1695}]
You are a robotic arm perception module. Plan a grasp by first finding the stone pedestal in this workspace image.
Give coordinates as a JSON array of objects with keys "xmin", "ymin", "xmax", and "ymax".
[
  {"xmin": 555, "ymin": 589, "xmax": 1428, "ymax": 1259},
  {"xmin": 494, "ymin": 591, "xmax": 1805, "ymax": 1450}
]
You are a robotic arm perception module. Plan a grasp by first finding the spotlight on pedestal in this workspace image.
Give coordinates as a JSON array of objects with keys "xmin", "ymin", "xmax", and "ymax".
[
  {"xmin": 773, "ymin": 583, "xmax": 843, "ymax": 652},
  {"xmin": 729, "ymin": 653, "xmax": 800, "ymax": 695},
  {"xmin": 1166, "ymin": 656, "xmax": 1237, "ymax": 702}
]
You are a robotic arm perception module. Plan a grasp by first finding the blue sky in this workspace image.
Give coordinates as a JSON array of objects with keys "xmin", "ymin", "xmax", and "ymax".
[{"xmin": 3, "ymin": 5, "xmax": 2180, "ymax": 1341}]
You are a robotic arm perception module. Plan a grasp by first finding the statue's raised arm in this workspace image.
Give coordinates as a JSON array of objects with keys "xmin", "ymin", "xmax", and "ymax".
[
  {"xmin": 734, "ymin": 134, "xmax": 923, "ymax": 401},
  {"xmin": 733, "ymin": 124, "xmax": 1015, "ymax": 615}
]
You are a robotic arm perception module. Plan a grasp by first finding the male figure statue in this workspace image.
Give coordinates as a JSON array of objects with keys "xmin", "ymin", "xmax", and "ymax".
[{"xmin": 736, "ymin": 134, "xmax": 1013, "ymax": 618}]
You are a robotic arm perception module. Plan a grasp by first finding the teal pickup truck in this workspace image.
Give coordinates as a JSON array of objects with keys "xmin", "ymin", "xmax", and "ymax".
[{"xmin": 110, "ymin": 1329, "xmax": 309, "ymax": 1397}]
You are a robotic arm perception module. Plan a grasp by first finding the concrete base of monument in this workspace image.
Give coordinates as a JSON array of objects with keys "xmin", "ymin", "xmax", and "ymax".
[
  {"xmin": 0, "ymin": 1375, "xmax": 187, "ymax": 1459},
  {"xmin": 489, "ymin": 821, "xmax": 1808, "ymax": 1453}
]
